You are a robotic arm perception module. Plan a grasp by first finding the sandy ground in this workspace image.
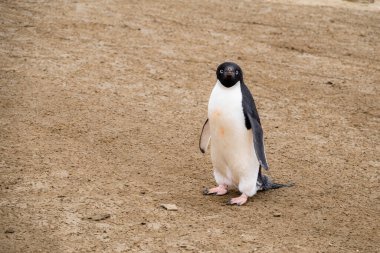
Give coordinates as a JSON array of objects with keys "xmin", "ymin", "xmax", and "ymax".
[{"xmin": 0, "ymin": 0, "xmax": 379, "ymax": 252}]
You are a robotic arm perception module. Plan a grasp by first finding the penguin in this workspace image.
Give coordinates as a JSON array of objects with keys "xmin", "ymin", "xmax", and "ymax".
[{"xmin": 199, "ymin": 62, "xmax": 292, "ymax": 206}]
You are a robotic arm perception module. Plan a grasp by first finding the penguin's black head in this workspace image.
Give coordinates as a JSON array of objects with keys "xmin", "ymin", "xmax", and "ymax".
[{"xmin": 216, "ymin": 62, "xmax": 243, "ymax": 88}]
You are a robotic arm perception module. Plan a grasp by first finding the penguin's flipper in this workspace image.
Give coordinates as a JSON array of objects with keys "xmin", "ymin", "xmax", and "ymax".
[
  {"xmin": 241, "ymin": 83, "xmax": 269, "ymax": 170},
  {"xmin": 248, "ymin": 115, "xmax": 269, "ymax": 170},
  {"xmin": 199, "ymin": 119, "xmax": 211, "ymax": 153}
]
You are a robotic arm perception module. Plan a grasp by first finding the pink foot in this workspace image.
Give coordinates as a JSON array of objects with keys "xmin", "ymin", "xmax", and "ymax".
[
  {"xmin": 227, "ymin": 193, "xmax": 248, "ymax": 206},
  {"xmin": 203, "ymin": 184, "xmax": 228, "ymax": 196}
]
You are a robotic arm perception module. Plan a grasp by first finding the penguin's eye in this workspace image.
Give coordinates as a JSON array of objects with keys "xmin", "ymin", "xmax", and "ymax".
[
  {"xmin": 236, "ymin": 70, "xmax": 239, "ymax": 75},
  {"xmin": 219, "ymin": 69, "xmax": 223, "ymax": 74}
]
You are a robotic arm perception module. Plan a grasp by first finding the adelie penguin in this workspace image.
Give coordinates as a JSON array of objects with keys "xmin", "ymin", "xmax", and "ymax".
[{"xmin": 199, "ymin": 62, "xmax": 292, "ymax": 206}]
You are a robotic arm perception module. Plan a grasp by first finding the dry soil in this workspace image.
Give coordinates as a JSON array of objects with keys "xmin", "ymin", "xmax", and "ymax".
[{"xmin": 0, "ymin": 0, "xmax": 379, "ymax": 252}]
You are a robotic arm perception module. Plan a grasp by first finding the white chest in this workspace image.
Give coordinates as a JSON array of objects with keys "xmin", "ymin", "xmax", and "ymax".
[
  {"xmin": 207, "ymin": 81, "xmax": 257, "ymax": 187},
  {"xmin": 208, "ymin": 80, "xmax": 245, "ymax": 132}
]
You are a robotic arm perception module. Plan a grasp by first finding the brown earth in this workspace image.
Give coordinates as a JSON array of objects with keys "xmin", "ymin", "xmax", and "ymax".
[{"xmin": 0, "ymin": 0, "xmax": 379, "ymax": 252}]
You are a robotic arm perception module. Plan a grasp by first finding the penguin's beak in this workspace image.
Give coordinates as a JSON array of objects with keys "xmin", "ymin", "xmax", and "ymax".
[
  {"xmin": 225, "ymin": 66, "xmax": 234, "ymax": 78},
  {"xmin": 225, "ymin": 70, "xmax": 234, "ymax": 78}
]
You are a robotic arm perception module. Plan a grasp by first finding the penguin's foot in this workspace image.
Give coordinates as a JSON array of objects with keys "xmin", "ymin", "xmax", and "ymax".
[
  {"xmin": 227, "ymin": 193, "xmax": 248, "ymax": 206},
  {"xmin": 203, "ymin": 184, "xmax": 228, "ymax": 196}
]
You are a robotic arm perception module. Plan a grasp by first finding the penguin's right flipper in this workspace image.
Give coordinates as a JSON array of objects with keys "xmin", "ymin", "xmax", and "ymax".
[{"xmin": 199, "ymin": 119, "xmax": 211, "ymax": 153}]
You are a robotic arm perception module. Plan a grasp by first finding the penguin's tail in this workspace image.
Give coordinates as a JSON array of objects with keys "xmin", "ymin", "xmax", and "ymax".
[
  {"xmin": 258, "ymin": 166, "xmax": 294, "ymax": 191},
  {"xmin": 265, "ymin": 182, "xmax": 294, "ymax": 190}
]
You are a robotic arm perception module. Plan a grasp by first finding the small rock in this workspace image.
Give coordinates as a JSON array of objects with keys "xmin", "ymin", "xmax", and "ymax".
[
  {"xmin": 273, "ymin": 212, "xmax": 282, "ymax": 217},
  {"xmin": 148, "ymin": 223, "xmax": 162, "ymax": 230},
  {"xmin": 160, "ymin": 204, "xmax": 178, "ymax": 211},
  {"xmin": 87, "ymin": 213, "xmax": 111, "ymax": 221},
  {"xmin": 5, "ymin": 228, "xmax": 15, "ymax": 234}
]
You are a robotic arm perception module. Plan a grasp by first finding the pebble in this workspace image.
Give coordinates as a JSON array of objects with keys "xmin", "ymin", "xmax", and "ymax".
[
  {"xmin": 87, "ymin": 214, "xmax": 111, "ymax": 221},
  {"xmin": 273, "ymin": 212, "xmax": 282, "ymax": 217},
  {"xmin": 160, "ymin": 204, "xmax": 178, "ymax": 211},
  {"xmin": 5, "ymin": 228, "xmax": 15, "ymax": 234}
]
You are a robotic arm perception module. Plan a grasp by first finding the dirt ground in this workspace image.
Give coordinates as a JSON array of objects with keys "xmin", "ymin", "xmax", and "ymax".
[{"xmin": 0, "ymin": 0, "xmax": 379, "ymax": 252}]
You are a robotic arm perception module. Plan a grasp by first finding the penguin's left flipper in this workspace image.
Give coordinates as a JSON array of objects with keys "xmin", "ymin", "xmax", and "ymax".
[
  {"xmin": 199, "ymin": 119, "xmax": 211, "ymax": 153},
  {"xmin": 241, "ymin": 83, "xmax": 269, "ymax": 170},
  {"xmin": 248, "ymin": 114, "xmax": 269, "ymax": 170}
]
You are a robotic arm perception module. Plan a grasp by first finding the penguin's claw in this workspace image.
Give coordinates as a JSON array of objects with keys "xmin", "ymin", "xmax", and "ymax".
[
  {"xmin": 203, "ymin": 185, "xmax": 228, "ymax": 196},
  {"xmin": 227, "ymin": 194, "xmax": 248, "ymax": 206}
]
